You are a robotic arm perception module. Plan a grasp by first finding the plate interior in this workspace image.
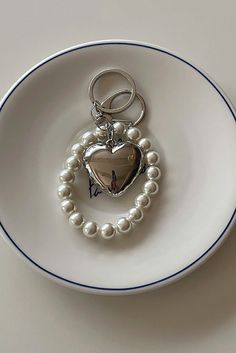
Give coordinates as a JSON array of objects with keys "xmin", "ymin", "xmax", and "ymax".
[{"xmin": 0, "ymin": 42, "xmax": 235, "ymax": 290}]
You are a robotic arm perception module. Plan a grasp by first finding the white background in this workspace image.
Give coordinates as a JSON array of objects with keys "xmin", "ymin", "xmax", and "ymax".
[{"xmin": 0, "ymin": 0, "xmax": 236, "ymax": 352}]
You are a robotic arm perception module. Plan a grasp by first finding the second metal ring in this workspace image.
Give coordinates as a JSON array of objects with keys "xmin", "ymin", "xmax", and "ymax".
[{"xmin": 101, "ymin": 89, "xmax": 146, "ymax": 127}]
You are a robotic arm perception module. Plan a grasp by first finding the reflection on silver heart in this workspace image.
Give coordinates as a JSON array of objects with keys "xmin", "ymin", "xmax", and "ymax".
[{"xmin": 83, "ymin": 142, "xmax": 143, "ymax": 197}]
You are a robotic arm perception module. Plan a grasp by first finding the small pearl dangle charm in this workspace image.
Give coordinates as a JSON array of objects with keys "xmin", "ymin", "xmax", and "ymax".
[{"xmin": 57, "ymin": 69, "xmax": 161, "ymax": 240}]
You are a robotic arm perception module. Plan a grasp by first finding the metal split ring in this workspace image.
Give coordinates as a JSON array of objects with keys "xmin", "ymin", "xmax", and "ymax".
[
  {"xmin": 101, "ymin": 89, "xmax": 146, "ymax": 127},
  {"xmin": 88, "ymin": 68, "xmax": 136, "ymax": 114}
]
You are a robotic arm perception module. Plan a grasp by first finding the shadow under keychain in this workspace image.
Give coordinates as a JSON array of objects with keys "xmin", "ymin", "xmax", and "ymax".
[{"xmin": 58, "ymin": 69, "xmax": 161, "ymax": 239}]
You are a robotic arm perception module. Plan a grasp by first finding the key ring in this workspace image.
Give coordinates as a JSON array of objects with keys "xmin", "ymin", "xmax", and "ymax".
[
  {"xmin": 88, "ymin": 69, "xmax": 136, "ymax": 114},
  {"xmin": 101, "ymin": 89, "xmax": 146, "ymax": 127},
  {"xmin": 58, "ymin": 68, "xmax": 161, "ymax": 240}
]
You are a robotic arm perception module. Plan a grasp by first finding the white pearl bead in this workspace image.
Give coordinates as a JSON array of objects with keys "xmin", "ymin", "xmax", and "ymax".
[
  {"xmin": 117, "ymin": 217, "xmax": 131, "ymax": 234},
  {"xmin": 57, "ymin": 184, "xmax": 72, "ymax": 199},
  {"xmin": 146, "ymin": 151, "xmax": 160, "ymax": 166},
  {"xmin": 138, "ymin": 138, "xmax": 151, "ymax": 152},
  {"xmin": 135, "ymin": 193, "xmax": 151, "ymax": 209},
  {"xmin": 128, "ymin": 207, "xmax": 143, "ymax": 223},
  {"xmin": 126, "ymin": 127, "xmax": 141, "ymax": 141},
  {"xmin": 113, "ymin": 122, "xmax": 125, "ymax": 136},
  {"xmin": 146, "ymin": 166, "xmax": 161, "ymax": 180},
  {"xmin": 61, "ymin": 199, "xmax": 75, "ymax": 215},
  {"xmin": 95, "ymin": 127, "xmax": 107, "ymax": 141},
  {"xmin": 59, "ymin": 169, "xmax": 75, "ymax": 183},
  {"xmin": 65, "ymin": 156, "xmax": 82, "ymax": 171},
  {"xmin": 71, "ymin": 143, "xmax": 84, "ymax": 157},
  {"xmin": 143, "ymin": 180, "xmax": 159, "ymax": 196},
  {"xmin": 100, "ymin": 223, "xmax": 116, "ymax": 239},
  {"xmin": 69, "ymin": 212, "xmax": 84, "ymax": 228},
  {"xmin": 81, "ymin": 131, "xmax": 96, "ymax": 147},
  {"xmin": 83, "ymin": 221, "xmax": 98, "ymax": 238}
]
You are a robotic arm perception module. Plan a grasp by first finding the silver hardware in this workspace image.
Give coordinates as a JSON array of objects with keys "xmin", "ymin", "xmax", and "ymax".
[
  {"xmin": 91, "ymin": 101, "xmax": 113, "ymax": 142},
  {"xmin": 91, "ymin": 109, "xmax": 112, "ymax": 130},
  {"xmin": 106, "ymin": 122, "xmax": 115, "ymax": 147},
  {"xmin": 101, "ymin": 89, "xmax": 146, "ymax": 127},
  {"xmin": 85, "ymin": 69, "xmax": 147, "ymax": 196},
  {"xmin": 88, "ymin": 68, "xmax": 136, "ymax": 114}
]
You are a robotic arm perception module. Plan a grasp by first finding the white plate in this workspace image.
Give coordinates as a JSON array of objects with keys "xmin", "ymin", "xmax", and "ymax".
[{"xmin": 0, "ymin": 40, "xmax": 235, "ymax": 295}]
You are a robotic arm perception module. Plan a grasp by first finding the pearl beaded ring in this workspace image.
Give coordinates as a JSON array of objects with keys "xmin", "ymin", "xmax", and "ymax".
[{"xmin": 58, "ymin": 124, "xmax": 161, "ymax": 240}]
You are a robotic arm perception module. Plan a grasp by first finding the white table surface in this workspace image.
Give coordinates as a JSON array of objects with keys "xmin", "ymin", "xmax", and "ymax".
[{"xmin": 0, "ymin": 1, "xmax": 236, "ymax": 352}]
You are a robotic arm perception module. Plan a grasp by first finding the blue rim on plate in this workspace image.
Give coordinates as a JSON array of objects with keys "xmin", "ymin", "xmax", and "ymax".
[{"xmin": 0, "ymin": 41, "xmax": 235, "ymax": 292}]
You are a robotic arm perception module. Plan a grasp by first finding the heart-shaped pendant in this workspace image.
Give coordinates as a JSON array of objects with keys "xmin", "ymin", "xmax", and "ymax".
[{"xmin": 83, "ymin": 142, "xmax": 143, "ymax": 197}]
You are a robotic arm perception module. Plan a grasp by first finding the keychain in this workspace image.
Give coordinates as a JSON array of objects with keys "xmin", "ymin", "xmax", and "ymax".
[{"xmin": 58, "ymin": 69, "xmax": 161, "ymax": 239}]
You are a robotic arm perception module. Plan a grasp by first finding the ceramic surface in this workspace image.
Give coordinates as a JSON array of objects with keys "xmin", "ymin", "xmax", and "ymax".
[{"xmin": 0, "ymin": 40, "xmax": 235, "ymax": 294}]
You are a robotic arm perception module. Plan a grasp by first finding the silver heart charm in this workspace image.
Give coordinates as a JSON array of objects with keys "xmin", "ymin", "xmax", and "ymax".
[{"xmin": 83, "ymin": 141, "xmax": 143, "ymax": 197}]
